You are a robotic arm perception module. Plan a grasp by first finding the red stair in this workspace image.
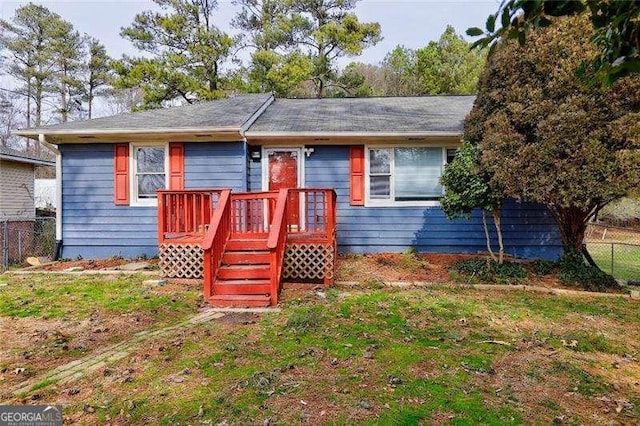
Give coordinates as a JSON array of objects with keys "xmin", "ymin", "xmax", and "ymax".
[
  {"xmin": 202, "ymin": 190, "xmax": 288, "ymax": 308},
  {"xmin": 208, "ymin": 237, "xmax": 272, "ymax": 307}
]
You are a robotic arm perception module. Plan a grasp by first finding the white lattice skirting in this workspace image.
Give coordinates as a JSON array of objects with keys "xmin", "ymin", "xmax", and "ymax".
[
  {"xmin": 159, "ymin": 244, "xmax": 204, "ymax": 279},
  {"xmin": 283, "ymin": 243, "xmax": 335, "ymax": 280},
  {"xmin": 160, "ymin": 243, "xmax": 335, "ymax": 281}
]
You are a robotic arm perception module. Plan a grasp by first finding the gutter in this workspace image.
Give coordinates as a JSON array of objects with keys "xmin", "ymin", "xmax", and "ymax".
[
  {"xmin": 39, "ymin": 134, "xmax": 63, "ymax": 259},
  {"xmin": 0, "ymin": 154, "xmax": 54, "ymax": 167},
  {"xmin": 16, "ymin": 127, "xmax": 244, "ymax": 141}
]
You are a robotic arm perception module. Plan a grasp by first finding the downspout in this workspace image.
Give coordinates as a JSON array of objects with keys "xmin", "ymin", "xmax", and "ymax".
[{"xmin": 39, "ymin": 134, "xmax": 63, "ymax": 260}]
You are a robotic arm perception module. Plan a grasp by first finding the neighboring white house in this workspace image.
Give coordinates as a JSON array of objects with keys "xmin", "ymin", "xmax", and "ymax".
[{"xmin": 34, "ymin": 178, "xmax": 56, "ymax": 210}]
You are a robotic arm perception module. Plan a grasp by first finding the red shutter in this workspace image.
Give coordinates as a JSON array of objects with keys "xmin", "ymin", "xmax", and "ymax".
[
  {"xmin": 350, "ymin": 145, "xmax": 365, "ymax": 206},
  {"xmin": 168, "ymin": 142, "xmax": 185, "ymax": 190},
  {"xmin": 114, "ymin": 143, "xmax": 130, "ymax": 205}
]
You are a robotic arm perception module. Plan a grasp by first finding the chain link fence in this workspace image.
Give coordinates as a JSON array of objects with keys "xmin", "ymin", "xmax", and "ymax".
[
  {"xmin": 586, "ymin": 223, "xmax": 640, "ymax": 282},
  {"xmin": 585, "ymin": 242, "xmax": 640, "ymax": 281},
  {"xmin": 0, "ymin": 217, "xmax": 56, "ymax": 272}
]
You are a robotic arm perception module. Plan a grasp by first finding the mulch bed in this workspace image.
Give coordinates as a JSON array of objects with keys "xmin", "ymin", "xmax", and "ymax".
[
  {"xmin": 18, "ymin": 252, "xmax": 627, "ymax": 294},
  {"xmin": 34, "ymin": 258, "xmax": 159, "ymax": 271}
]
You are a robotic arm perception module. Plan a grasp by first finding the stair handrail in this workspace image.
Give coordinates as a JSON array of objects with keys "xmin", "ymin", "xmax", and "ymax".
[
  {"xmin": 202, "ymin": 189, "xmax": 232, "ymax": 299},
  {"xmin": 266, "ymin": 188, "xmax": 289, "ymax": 305}
]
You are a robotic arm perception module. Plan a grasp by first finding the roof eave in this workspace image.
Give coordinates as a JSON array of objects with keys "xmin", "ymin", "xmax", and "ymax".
[
  {"xmin": 14, "ymin": 128, "xmax": 245, "ymax": 144},
  {"xmin": 0, "ymin": 154, "xmax": 55, "ymax": 166}
]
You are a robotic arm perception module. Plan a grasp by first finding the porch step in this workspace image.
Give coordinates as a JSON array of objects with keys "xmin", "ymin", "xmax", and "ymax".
[
  {"xmin": 226, "ymin": 239, "xmax": 268, "ymax": 251},
  {"xmin": 207, "ymin": 294, "xmax": 271, "ymax": 308},
  {"xmin": 213, "ymin": 279, "xmax": 271, "ymax": 295},
  {"xmin": 217, "ymin": 264, "xmax": 271, "ymax": 280},
  {"xmin": 223, "ymin": 251, "xmax": 271, "ymax": 265},
  {"xmin": 213, "ymin": 236, "xmax": 272, "ymax": 302}
]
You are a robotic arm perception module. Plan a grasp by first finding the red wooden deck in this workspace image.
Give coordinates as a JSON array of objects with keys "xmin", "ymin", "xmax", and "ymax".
[
  {"xmin": 158, "ymin": 188, "xmax": 336, "ymax": 247},
  {"xmin": 158, "ymin": 188, "xmax": 337, "ymax": 307}
]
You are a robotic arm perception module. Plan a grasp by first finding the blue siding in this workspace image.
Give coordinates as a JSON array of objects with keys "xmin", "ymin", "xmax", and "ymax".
[
  {"xmin": 184, "ymin": 142, "xmax": 247, "ymax": 190},
  {"xmin": 304, "ymin": 145, "xmax": 562, "ymax": 260},
  {"xmin": 60, "ymin": 142, "xmax": 246, "ymax": 259},
  {"xmin": 247, "ymin": 154, "xmax": 262, "ymax": 192},
  {"xmin": 61, "ymin": 142, "xmax": 562, "ymax": 260}
]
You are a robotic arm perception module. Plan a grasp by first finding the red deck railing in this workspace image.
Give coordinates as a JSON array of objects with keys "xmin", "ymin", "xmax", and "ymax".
[
  {"xmin": 286, "ymin": 188, "xmax": 337, "ymax": 243},
  {"xmin": 266, "ymin": 189, "xmax": 289, "ymax": 305},
  {"xmin": 157, "ymin": 189, "xmax": 224, "ymax": 244},
  {"xmin": 230, "ymin": 191, "xmax": 279, "ymax": 236},
  {"xmin": 202, "ymin": 189, "xmax": 232, "ymax": 299}
]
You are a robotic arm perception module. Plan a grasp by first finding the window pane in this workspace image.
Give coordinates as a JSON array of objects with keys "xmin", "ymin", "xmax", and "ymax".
[
  {"xmin": 446, "ymin": 148, "xmax": 457, "ymax": 164},
  {"xmin": 370, "ymin": 176, "xmax": 390, "ymax": 199},
  {"xmin": 138, "ymin": 174, "xmax": 165, "ymax": 198},
  {"xmin": 394, "ymin": 147, "xmax": 442, "ymax": 200},
  {"xmin": 369, "ymin": 149, "xmax": 390, "ymax": 174},
  {"xmin": 137, "ymin": 147, "xmax": 165, "ymax": 172}
]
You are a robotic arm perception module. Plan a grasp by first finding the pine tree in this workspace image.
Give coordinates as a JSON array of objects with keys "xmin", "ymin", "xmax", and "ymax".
[
  {"xmin": 0, "ymin": 3, "xmax": 61, "ymax": 127},
  {"xmin": 49, "ymin": 22, "xmax": 85, "ymax": 122},
  {"xmin": 233, "ymin": 0, "xmax": 381, "ymax": 97},
  {"xmin": 116, "ymin": 0, "xmax": 236, "ymax": 108},
  {"xmin": 84, "ymin": 37, "xmax": 111, "ymax": 119}
]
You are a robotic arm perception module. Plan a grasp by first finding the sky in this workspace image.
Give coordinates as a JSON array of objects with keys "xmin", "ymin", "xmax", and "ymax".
[
  {"xmin": 0, "ymin": 0, "xmax": 499, "ymax": 67},
  {"xmin": 0, "ymin": 0, "xmax": 498, "ymax": 117}
]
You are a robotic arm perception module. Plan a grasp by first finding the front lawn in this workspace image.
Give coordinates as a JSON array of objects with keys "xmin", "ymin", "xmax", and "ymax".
[
  {"xmin": 3, "ymin": 277, "xmax": 638, "ymax": 424},
  {"xmin": 0, "ymin": 273, "xmax": 200, "ymax": 391}
]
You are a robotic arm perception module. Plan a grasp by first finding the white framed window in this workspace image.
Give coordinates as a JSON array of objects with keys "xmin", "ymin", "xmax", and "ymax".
[
  {"xmin": 365, "ymin": 145, "xmax": 457, "ymax": 207},
  {"xmin": 130, "ymin": 143, "xmax": 168, "ymax": 206}
]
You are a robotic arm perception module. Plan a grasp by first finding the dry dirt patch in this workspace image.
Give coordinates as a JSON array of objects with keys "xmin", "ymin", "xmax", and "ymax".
[
  {"xmin": 479, "ymin": 348, "xmax": 640, "ymax": 424},
  {"xmin": 336, "ymin": 253, "xmax": 475, "ymax": 283},
  {"xmin": 0, "ymin": 311, "xmax": 140, "ymax": 388},
  {"xmin": 335, "ymin": 253, "xmax": 594, "ymax": 292},
  {"xmin": 36, "ymin": 258, "xmax": 159, "ymax": 271}
]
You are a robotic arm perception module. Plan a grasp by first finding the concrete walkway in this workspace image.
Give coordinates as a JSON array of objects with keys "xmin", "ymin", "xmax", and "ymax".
[{"xmin": 6, "ymin": 309, "xmax": 233, "ymax": 399}]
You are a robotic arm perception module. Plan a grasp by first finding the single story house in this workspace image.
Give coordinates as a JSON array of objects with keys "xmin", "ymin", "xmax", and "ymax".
[{"xmin": 15, "ymin": 94, "xmax": 561, "ymax": 306}]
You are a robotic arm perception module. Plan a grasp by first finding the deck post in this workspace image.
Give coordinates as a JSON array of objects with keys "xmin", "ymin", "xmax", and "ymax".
[
  {"xmin": 325, "ymin": 190, "xmax": 337, "ymax": 286},
  {"xmin": 326, "ymin": 190, "xmax": 336, "ymax": 238},
  {"xmin": 157, "ymin": 192, "xmax": 165, "ymax": 246},
  {"xmin": 203, "ymin": 250, "xmax": 212, "ymax": 299}
]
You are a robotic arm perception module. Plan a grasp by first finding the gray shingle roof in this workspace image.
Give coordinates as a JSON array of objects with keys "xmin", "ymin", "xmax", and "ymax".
[
  {"xmin": 246, "ymin": 96, "xmax": 474, "ymax": 134},
  {"xmin": 0, "ymin": 146, "xmax": 55, "ymax": 166},
  {"xmin": 19, "ymin": 93, "xmax": 273, "ymax": 134},
  {"xmin": 15, "ymin": 94, "xmax": 474, "ymax": 142}
]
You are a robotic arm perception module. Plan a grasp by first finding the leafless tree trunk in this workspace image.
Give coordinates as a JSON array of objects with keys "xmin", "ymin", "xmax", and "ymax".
[
  {"xmin": 482, "ymin": 210, "xmax": 497, "ymax": 262},
  {"xmin": 492, "ymin": 209, "xmax": 504, "ymax": 264}
]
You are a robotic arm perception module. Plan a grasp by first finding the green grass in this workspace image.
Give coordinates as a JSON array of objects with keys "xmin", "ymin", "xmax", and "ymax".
[
  {"xmin": 30, "ymin": 378, "xmax": 59, "ymax": 392},
  {"xmin": 15, "ymin": 284, "xmax": 638, "ymax": 425},
  {"xmin": 586, "ymin": 243, "xmax": 640, "ymax": 281},
  {"xmin": 0, "ymin": 273, "xmax": 199, "ymax": 320}
]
